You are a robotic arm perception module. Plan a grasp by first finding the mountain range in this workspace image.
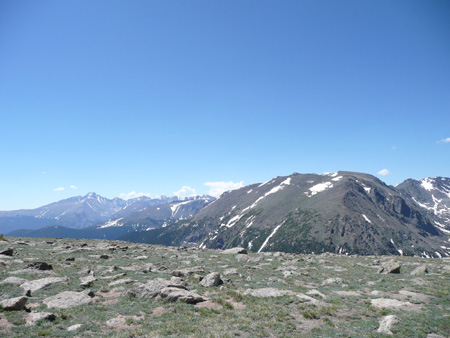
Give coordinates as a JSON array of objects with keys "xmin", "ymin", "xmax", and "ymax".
[
  {"xmin": 2, "ymin": 193, "xmax": 214, "ymax": 237},
  {"xmin": 121, "ymin": 172, "xmax": 450, "ymax": 258},
  {"xmin": 3, "ymin": 171, "xmax": 450, "ymax": 257}
]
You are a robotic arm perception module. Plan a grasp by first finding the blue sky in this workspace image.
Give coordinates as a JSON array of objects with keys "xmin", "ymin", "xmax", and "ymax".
[{"xmin": 1, "ymin": 0, "xmax": 449, "ymax": 210}]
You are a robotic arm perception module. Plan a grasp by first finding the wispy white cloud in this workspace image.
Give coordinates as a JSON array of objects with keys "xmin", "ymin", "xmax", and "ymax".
[
  {"xmin": 42, "ymin": 171, "xmax": 47, "ymax": 175},
  {"xmin": 391, "ymin": 145, "xmax": 397, "ymax": 150},
  {"xmin": 439, "ymin": 137, "xmax": 450, "ymax": 144},
  {"xmin": 54, "ymin": 187, "xmax": 65, "ymax": 191},
  {"xmin": 70, "ymin": 185, "xmax": 78, "ymax": 190},
  {"xmin": 377, "ymin": 169, "xmax": 391, "ymax": 176},
  {"xmin": 174, "ymin": 186, "xmax": 197, "ymax": 198},
  {"xmin": 119, "ymin": 191, "xmax": 152, "ymax": 200},
  {"xmin": 204, "ymin": 181, "xmax": 244, "ymax": 197}
]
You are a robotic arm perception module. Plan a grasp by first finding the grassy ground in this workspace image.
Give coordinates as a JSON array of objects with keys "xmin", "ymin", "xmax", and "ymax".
[{"xmin": 0, "ymin": 237, "xmax": 449, "ymax": 337}]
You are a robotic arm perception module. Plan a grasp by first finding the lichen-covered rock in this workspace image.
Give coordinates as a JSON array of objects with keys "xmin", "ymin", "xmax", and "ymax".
[
  {"xmin": 43, "ymin": 291, "xmax": 93, "ymax": 309},
  {"xmin": 223, "ymin": 247, "xmax": 247, "ymax": 254},
  {"xmin": 377, "ymin": 315, "xmax": 400, "ymax": 335},
  {"xmin": 243, "ymin": 288, "xmax": 295, "ymax": 297},
  {"xmin": 378, "ymin": 259, "xmax": 401, "ymax": 274},
  {"xmin": 20, "ymin": 277, "xmax": 68, "ymax": 293},
  {"xmin": 127, "ymin": 278, "xmax": 183, "ymax": 299},
  {"xmin": 0, "ymin": 296, "xmax": 28, "ymax": 311},
  {"xmin": 158, "ymin": 287, "xmax": 208, "ymax": 304},
  {"xmin": 26, "ymin": 312, "xmax": 56, "ymax": 326},
  {"xmin": 410, "ymin": 265, "xmax": 428, "ymax": 275},
  {"xmin": 200, "ymin": 272, "xmax": 223, "ymax": 287}
]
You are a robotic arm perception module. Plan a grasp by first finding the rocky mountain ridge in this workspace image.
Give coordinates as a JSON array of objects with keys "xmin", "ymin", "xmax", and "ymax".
[
  {"xmin": 1, "ymin": 193, "xmax": 214, "ymax": 234},
  {"xmin": 123, "ymin": 171, "xmax": 450, "ymax": 257}
]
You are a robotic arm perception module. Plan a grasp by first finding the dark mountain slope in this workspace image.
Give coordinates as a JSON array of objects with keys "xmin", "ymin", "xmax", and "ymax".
[{"xmin": 122, "ymin": 172, "xmax": 448, "ymax": 257}]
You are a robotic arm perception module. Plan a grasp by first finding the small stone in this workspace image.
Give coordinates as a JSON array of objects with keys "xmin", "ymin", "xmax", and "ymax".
[
  {"xmin": 410, "ymin": 265, "xmax": 428, "ymax": 275},
  {"xmin": 100, "ymin": 254, "xmax": 110, "ymax": 259},
  {"xmin": 377, "ymin": 315, "xmax": 400, "ymax": 335},
  {"xmin": 243, "ymin": 288, "xmax": 295, "ymax": 297},
  {"xmin": 158, "ymin": 287, "xmax": 208, "ymax": 304},
  {"xmin": 0, "ymin": 248, "xmax": 14, "ymax": 256},
  {"xmin": 322, "ymin": 277, "xmax": 343, "ymax": 286},
  {"xmin": 26, "ymin": 312, "xmax": 56, "ymax": 326},
  {"xmin": 67, "ymin": 324, "xmax": 82, "ymax": 331},
  {"xmin": 27, "ymin": 262, "xmax": 53, "ymax": 271},
  {"xmin": 1, "ymin": 276, "xmax": 28, "ymax": 285},
  {"xmin": 223, "ymin": 247, "xmax": 248, "ymax": 254},
  {"xmin": 0, "ymin": 296, "xmax": 28, "ymax": 311}
]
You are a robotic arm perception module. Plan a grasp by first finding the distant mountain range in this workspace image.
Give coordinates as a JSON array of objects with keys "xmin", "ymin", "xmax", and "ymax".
[
  {"xmin": 2, "ymin": 193, "xmax": 214, "ymax": 237},
  {"xmin": 121, "ymin": 172, "xmax": 450, "ymax": 258},
  {"xmin": 4, "ymin": 172, "xmax": 450, "ymax": 257}
]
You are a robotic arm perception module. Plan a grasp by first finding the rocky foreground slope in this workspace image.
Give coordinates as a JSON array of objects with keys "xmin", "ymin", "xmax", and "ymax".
[{"xmin": 1, "ymin": 237, "xmax": 449, "ymax": 337}]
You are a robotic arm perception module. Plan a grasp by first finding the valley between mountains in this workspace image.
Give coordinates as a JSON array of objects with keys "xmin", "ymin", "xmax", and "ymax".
[{"xmin": 3, "ymin": 171, "xmax": 450, "ymax": 257}]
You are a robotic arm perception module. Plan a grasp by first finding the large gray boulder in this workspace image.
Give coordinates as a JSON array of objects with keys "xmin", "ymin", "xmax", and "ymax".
[
  {"xmin": 43, "ymin": 291, "xmax": 93, "ymax": 309},
  {"xmin": 200, "ymin": 272, "xmax": 223, "ymax": 287},
  {"xmin": 378, "ymin": 259, "xmax": 401, "ymax": 274},
  {"xmin": 0, "ymin": 296, "xmax": 28, "ymax": 311}
]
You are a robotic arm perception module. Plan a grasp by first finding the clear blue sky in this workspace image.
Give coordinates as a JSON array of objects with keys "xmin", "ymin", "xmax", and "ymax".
[{"xmin": 1, "ymin": 0, "xmax": 449, "ymax": 210}]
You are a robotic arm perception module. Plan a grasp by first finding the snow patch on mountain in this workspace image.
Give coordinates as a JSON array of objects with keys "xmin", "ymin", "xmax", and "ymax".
[
  {"xmin": 305, "ymin": 181, "xmax": 333, "ymax": 197},
  {"xmin": 258, "ymin": 221, "xmax": 284, "ymax": 252},
  {"xmin": 100, "ymin": 217, "xmax": 125, "ymax": 228}
]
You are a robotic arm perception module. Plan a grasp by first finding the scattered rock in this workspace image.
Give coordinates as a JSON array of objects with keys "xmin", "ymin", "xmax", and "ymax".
[
  {"xmin": 172, "ymin": 266, "xmax": 205, "ymax": 277},
  {"xmin": 410, "ymin": 264, "xmax": 428, "ymax": 275},
  {"xmin": 223, "ymin": 247, "xmax": 248, "ymax": 254},
  {"xmin": 194, "ymin": 300, "xmax": 223, "ymax": 310},
  {"xmin": 109, "ymin": 278, "xmax": 134, "ymax": 287},
  {"xmin": 25, "ymin": 312, "xmax": 56, "ymax": 326},
  {"xmin": 322, "ymin": 277, "xmax": 343, "ymax": 286},
  {"xmin": 65, "ymin": 257, "xmax": 75, "ymax": 262},
  {"xmin": 243, "ymin": 288, "xmax": 295, "ymax": 297},
  {"xmin": 0, "ymin": 296, "xmax": 28, "ymax": 311},
  {"xmin": 1, "ymin": 276, "xmax": 28, "ymax": 285},
  {"xmin": 426, "ymin": 334, "xmax": 446, "ymax": 338},
  {"xmin": 127, "ymin": 278, "xmax": 181, "ymax": 299},
  {"xmin": 43, "ymin": 291, "xmax": 94, "ymax": 309},
  {"xmin": 67, "ymin": 324, "xmax": 82, "ymax": 331},
  {"xmin": 80, "ymin": 275, "xmax": 96, "ymax": 288},
  {"xmin": 371, "ymin": 298, "xmax": 419, "ymax": 311},
  {"xmin": 151, "ymin": 307, "xmax": 167, "ymax": 317},
  {"xmin": 378, "ymin": 259, "xmax": 401, "ymax": 274},
  {"xmin": 20, "ymin": 277, "xmax": 68, "ymax": 293},
  {"xmin": 200, "ymin": 272, "xmax": 223, "ymax": 287},
  {"xmin": 100, "ymin": 254, "xmax": 110, "ymax": 259},
  {"xmin": 0, "ymin": 248, "xmax": 14, "ymax": 256},
  {"xmin": 26, "ymin": 262, "xmax": 53, "ymax": 271},
  {"xmin": 377, "ymin": 315, "xmax": 400, "ymax": 335},
  {"xmin": 158, "ymin": 287, "xmax": 208, "ymax": 304}
]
